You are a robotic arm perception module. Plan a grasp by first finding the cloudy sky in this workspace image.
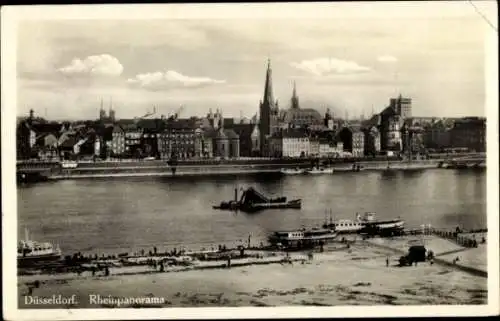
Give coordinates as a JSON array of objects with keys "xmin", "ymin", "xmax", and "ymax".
[{"xmin": 14, "ymin": 2, "xmax": 496, "ymax": 120}]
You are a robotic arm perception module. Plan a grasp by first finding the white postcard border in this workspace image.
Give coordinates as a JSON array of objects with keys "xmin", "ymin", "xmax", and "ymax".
[{"xmin": 2, "ymin": 2, "xmax": 499, "ymax": 320}]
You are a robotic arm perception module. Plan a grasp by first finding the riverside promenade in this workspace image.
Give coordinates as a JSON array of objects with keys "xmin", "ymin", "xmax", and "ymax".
[{"xmin": 17, "ymin": 156, "xmax": 485, "ymax": 181}]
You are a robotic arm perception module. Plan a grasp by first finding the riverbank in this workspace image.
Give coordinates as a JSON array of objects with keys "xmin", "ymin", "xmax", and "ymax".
[
  {"xmin": 17, "ymin": 237, "xmax": 487, "ymax": 308},
  {"xmin": 19, "ymin": 160, "xmax": 487, "ymax": 182}
]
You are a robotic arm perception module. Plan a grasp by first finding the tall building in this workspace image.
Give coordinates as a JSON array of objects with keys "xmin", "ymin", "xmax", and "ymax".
[
  {"xmin": 390, "ymin": 94, "xmax": 412, "ymax": 119},
  {"xmin": 259, "ymin": 59, "xmax": 280, "ymax": 156}
]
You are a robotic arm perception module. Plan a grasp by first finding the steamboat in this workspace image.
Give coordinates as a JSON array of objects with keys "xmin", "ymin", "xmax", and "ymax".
[
  {"xmin": 18, "ymin": 229, "xmax": 62, "ymax": 268},
  {"xmin": 322, "ymin": 212, "xmax": 404, "ymax": 236},
  {"xmin": 268, "ymin": 227, "xmax": 338, "ymax": 250}
]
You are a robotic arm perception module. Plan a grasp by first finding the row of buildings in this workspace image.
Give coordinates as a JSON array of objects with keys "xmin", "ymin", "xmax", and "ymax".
[
  {"xmin": 256, "ymin": 59, "xmax": 485, "ymax": 159},
  {"xmin": 16, "ymin": 61, "xmax": 486, "ymax": 161}
]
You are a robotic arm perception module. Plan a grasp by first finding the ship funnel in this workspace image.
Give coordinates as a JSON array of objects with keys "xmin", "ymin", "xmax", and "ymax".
[{"xmin": 24, "ymin": 228, "xmax": 29, "ymax": 241}]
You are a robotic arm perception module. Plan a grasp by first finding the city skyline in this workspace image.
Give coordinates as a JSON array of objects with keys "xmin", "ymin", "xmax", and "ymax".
[{"xmin": 15, "ymin": 2, "xmax": 494, "ymax": 121}]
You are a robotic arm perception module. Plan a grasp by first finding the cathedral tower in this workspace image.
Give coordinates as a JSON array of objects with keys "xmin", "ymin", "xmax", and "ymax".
[
  {"xmin": 259, "ymin": 59, "xmax": 279, "ymax": 156},
  {"xmin": 291, "ymin": 81, "xmax": 299, "ymax": 109}
]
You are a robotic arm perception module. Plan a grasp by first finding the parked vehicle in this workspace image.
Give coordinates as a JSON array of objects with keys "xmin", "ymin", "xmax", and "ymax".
[{"xmin": 399, "ymin": 245, "xmax": 427, "ymax": 266}]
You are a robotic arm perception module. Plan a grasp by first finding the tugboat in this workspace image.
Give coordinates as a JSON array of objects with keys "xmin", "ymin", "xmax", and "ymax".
[
  {"xmin": 268, "ymin": 226, "xmax": 338, "ymax": 250},
  {"xmin": 18, "ymin": 229, "xmax": 62, "ymax": 268}
]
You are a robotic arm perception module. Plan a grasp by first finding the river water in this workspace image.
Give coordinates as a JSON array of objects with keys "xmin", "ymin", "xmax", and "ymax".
[{"xmin": 17, "ymin": 169, "xmax": 486, "ymax": 255}]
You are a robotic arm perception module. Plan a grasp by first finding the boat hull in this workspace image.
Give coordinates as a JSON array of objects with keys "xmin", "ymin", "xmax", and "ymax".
[
  {"xmin": 18, "ymin": 253, "xmax": 62, "ymax": 268},
  {"xmin": 359, "ymin": 220, "xmax": 405, "ymax": 236},
  {"xmin": 241, "ymin": 200, "xmax": 302, "ymax": 213}
]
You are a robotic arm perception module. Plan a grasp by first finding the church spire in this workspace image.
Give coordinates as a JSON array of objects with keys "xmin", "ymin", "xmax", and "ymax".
[
  {"xmin": 291, "ymin": 80, "xmax": 299, "ymax": 109},
  {"xmin": 263, "ymin": 58, "xmax": 274, "ymax": 107}
]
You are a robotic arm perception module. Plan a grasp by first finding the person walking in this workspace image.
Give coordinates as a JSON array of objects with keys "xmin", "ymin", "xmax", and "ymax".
[{"xmin": 386, "ymin": 256, "xmax": 389, "ymax": 267}]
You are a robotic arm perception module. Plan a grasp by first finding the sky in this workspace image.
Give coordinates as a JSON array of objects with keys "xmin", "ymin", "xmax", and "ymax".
[{"xmin": 13, "ymin": 1, "xmax": 497, "ymax": 120}]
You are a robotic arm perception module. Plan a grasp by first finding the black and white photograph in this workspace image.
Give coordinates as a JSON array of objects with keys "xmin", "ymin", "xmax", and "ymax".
[{"xmin": 2, "ymin": 1, "xmax": 498, "ymax": 320}]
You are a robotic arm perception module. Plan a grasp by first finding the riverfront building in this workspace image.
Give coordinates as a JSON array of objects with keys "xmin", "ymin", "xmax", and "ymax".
[
  {"xmin": 111, "ymin": 125, "xmax": 125, "ymax": 156},
  {"xmin": 269, "ymin": 129, "xmax": 311, "ymax": 158},
  {"xmin": 449, "ymin": 117, "xmax": 486, "ymax": 153},
  {"xmin": 338, "ymin": 126, "xmax": 365, "ymax": 158},
  {"xmin": 363, "ymin": 126, "xmax": 381, "ymax": 157},
  {"xmin": 379, "ymin": 102, "xmax": 404, "ymax": 153},
  {"xmin": 423, "ymin": 120, "xmax": 453, "ymax": 150}
]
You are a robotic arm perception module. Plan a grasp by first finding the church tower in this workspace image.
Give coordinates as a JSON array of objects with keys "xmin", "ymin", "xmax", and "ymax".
[
  {"xmin": 108, "ymin": 97, "xmax": 116, "ymax": 122},
  {"xmin": 291, "ymin": 81, "xmax": 299, "ymax": 109},
  {"xmin": 259, "ymin": 59, "xmax": 279, "ymax": 156},
  {"xmin": 99, "ymin": 98, "xmax": 106, "ymax": 120}
]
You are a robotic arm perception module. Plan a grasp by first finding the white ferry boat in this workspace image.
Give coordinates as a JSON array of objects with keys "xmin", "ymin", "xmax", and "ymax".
[
  {"xmin": 268, "ymin": 227, "xmax": 338, "ymax": 249},
  {"xmin": 18, "ymin": 229, "xmax": 62, "ymax": 268},
  {"xmin": 323, "ymin": 212, "xmax": 404, "ymax": 235},
  {"xmin": 280, "ymin": 168, "xmax": 306, "ymax": 175}
]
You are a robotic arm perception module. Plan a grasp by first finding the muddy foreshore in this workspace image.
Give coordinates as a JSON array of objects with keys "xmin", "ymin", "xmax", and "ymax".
[{"xmin": 17, "ymin": 236, "xmax": 487, "ymax": 308}]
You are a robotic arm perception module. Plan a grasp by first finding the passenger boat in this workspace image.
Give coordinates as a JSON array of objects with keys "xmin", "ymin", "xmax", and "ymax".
[
  {"xmin": 268, "ymin": 227, "xmax": 338, "ymax": 249},
  {"xmin": 280, "ymin": 168, "xmax": 306, "ymax": 175},
  {"xmin": 305, "ymin": 167, "xmax": 334, "ymax": 175},
  {"xmin": 322, "ymin": 212, "xmax": 404, "ymax": 235},
  {"xmin": 18, "ymin": 229, "xmax": 62, "ymax": 268}
]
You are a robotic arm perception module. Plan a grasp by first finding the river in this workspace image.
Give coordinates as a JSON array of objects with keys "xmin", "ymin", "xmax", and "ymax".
[{"xmin": 17, "ymin": 169, "xmax": 486, "ymax": 255}]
